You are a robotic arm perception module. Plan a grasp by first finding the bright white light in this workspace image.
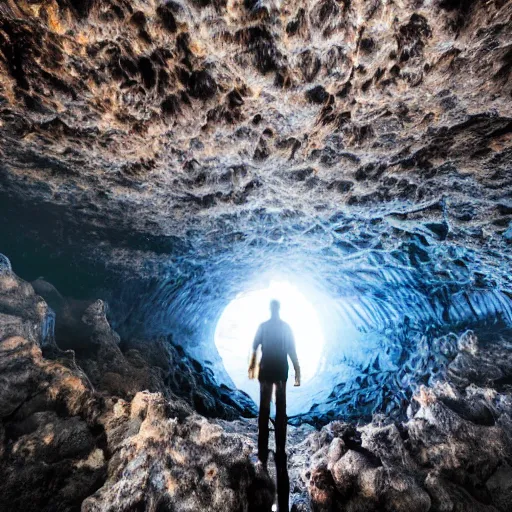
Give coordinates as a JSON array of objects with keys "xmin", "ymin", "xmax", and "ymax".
[
  {"xmin": 214, "ymin": 281, "xmax": 325, "ymax": 403},
  {"xmin": 272, "ymin": 505, "xmax": 277, "ymax": 512}
]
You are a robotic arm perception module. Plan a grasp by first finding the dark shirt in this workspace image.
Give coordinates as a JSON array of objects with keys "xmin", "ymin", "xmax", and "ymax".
[{"xmin": 253, "ymin": 318, "xmax": 298, "ymax": 382}]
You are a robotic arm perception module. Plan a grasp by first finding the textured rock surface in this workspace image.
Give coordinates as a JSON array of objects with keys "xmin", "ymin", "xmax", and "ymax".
[
  {"xmin": 1, "ymin": 1, "xmax": 512, "ymax": 508},
  {"xmin": 1, "ymin": 0, "xmax": 511, "ymax": 296},
  {"xmin": 30, "ymin": 275, "xmax": 256, "ymax": 419},
  {"xmin": 83, "ymin": 392, "xmax": 273, "ymax": 512},
  {"xmin": 284, "ymin": 330, "xmax": 512, "ymax": 511},
  {"xmin": 0, "ymin": 0, "xmax": 511, "ymax": 421},
  {"xmin": 0, "ymin": 266, "xmax": 272, "ymax": 512},
  {"xmin": 2, "ymin": 270, "xmax": 512, "ymax": 510},
  {"xmin": 198, "ymin": 324, "xmax": 512, "ymax": 512}
]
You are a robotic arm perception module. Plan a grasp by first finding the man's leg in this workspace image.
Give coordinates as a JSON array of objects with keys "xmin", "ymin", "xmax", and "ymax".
[
  {"xmin": 275, "ymin": 450, "xmax": 290, "ymax": 512},
  {"xmin": 275, "ymin": 381, "xmax": 287, "ymax": 455},
  {"xmin": 258, "ymin": 380, "xmax": 273, "ymax": 467},
  {"xmin": 275, "ymin": 381, "xmax": 289, "ymax": 511}
]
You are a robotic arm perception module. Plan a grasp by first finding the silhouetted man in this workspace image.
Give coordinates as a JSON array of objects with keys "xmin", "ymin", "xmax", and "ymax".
[{"xmin": 248, "ymin": 299, "xmax": 300, "ymax": 469}]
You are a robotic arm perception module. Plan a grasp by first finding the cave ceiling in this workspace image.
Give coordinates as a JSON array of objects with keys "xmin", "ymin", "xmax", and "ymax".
[{"xmin": 0, "ymin": 0, "xmax": 511, "ymax": 330}]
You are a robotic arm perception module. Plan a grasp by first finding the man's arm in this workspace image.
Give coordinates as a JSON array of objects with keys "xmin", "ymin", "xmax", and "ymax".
[
  {"xmin": 287, "ymin": 326, "xmax": 301, "ymax": 386},
  {"xmin": 248, "ymin": 325, "xmax": 262, "ymax": 379}
]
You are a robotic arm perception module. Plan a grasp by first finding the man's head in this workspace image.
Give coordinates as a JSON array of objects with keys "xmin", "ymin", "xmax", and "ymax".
[{"xmin": 270, "ymin": 299, "xmax": 280, "ymax": 318}]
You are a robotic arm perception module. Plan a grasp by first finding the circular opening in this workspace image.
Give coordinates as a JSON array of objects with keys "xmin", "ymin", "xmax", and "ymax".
[{"xmin": 215, "ymin": 280, "xmax": 325, "ymax": 405}]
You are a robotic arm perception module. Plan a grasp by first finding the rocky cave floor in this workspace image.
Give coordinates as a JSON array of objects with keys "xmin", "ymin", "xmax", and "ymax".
[{"xmin": 2, "ymin": 264, "xmax": 512, "ymax": 512}]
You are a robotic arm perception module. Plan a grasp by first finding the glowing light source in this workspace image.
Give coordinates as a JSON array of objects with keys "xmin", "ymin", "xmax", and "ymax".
[{"xmin": 214, "ymin": 280, "xmax": 325, "ymax": 404}]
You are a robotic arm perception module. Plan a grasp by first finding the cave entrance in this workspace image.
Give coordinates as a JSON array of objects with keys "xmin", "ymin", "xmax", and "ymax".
[{"xmin": 214, "ymin": 280, "xmax": 325, "ymax": 405}]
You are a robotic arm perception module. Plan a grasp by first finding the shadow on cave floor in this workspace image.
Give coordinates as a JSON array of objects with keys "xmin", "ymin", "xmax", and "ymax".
[{"xmin": 217, "ymin": 416, "xmax": 316, "ymax": 511}]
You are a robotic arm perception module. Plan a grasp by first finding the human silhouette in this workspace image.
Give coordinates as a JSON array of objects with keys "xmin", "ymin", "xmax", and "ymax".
[{"xmin": 248, "ymin": 299, "xmax": 300, "ymax": 511}]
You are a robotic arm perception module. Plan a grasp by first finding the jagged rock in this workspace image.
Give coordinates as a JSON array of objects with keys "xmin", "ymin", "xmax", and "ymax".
[
  {"xmin": 0, "ymin": 331, "xmax": 104, "ymax": 511},
  {"xmin": 331, "ymin": 450, "xmax": 373, "ymax": 496},
  {"xmin": 307, "ymin": 465, "xmax": 337, "ymax": 511},
  {"xmin": 83, "ymin": 392, "xmax": 273, "ymax": 512},
  {"xmin": 287, "ymin": 327, "xmax": 512, "ymax": 512},
  {"xmin": 361, "ymin": 423, "xmax": 416, "ymax": 471},
  {"xmin": 3, "ymin": 263, "xmax": 512, "ymax": 511},
  {"xmin": 326, "ymin": 436, "xmax": 346, "ymax": 470},
  {"xmin": 457, "ymin": 330, "xmax": 479, "ymax": 355},
  {"xmin": 0, "ymin": 269, "xmax": 274, "ymax": 512},
  {"xmin": 30, "ymin": 275, "xmax": 255, "ymax": 419},
  {"xmin": 424, "ymin": 472, "xmax": 454, "ymax": 512}
]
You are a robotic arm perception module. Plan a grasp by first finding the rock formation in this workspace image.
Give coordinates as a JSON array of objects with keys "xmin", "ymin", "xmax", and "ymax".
[
  {"xmin": 1, "ymin": 0, "xmax": 512, "ymax": 510},
  {"xmin": 2, "ymin": 260, "xmax": 512, "ymax": 511},
  {"xmin": 1, "ymin": 0, "xmax": 511, "ymax": 420},
  {"xmin": 0, "ymin": 263, "xmax": 273, "ymax": 511},
  {"xmin": 289, "ymin": 331, "xmax": 512, "ymax": 511}
]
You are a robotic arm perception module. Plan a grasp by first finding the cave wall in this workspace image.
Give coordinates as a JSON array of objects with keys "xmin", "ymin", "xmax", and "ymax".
[
  {"xmin": 1, "ymin": 2, "xmax": 512, "ymax": 509},
  {"xmin": 3, "ymin": 259, "xmax": 512, "ymax": 512},
  {"xmin": 0, "ymin": 263, "xmax": 274, "ymax": 511},
  {"xmin": 0, "ymin": 0, "xmax": 511, "ymax": 425}
]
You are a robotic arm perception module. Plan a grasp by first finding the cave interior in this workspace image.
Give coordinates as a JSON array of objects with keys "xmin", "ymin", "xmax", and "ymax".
[{"xmin": 1, "ymin": 0, "xmax": 512, "ymax": 511}]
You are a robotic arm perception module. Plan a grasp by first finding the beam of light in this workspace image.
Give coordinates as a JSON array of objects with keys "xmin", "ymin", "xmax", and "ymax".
[{"xmin": 214, "ymin": 280, "xmax": 325, "ymax": 404}]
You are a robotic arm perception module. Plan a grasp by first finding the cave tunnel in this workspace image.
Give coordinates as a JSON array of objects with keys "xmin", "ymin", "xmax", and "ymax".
[{"xmin": 1, "ymin": 1, "xmax": 512, "ymax": 511}]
